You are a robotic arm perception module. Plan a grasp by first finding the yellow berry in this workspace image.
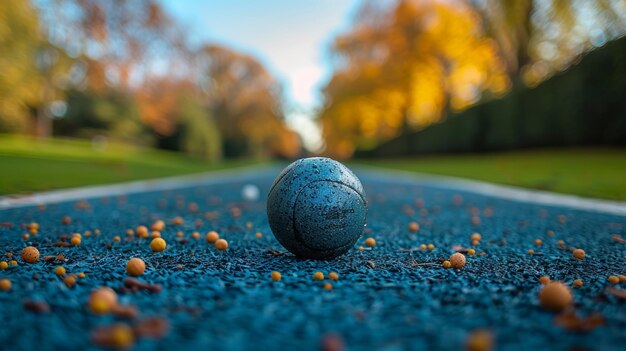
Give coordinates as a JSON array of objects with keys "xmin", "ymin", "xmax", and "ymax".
[
  {"xmin": 313, "ymin": 272, "xmax": 324, "ymax": 281},
  {"xmin": 71, "ymin": 236, "xmax": 81, "ymax": 246},
  {"xmin": 55, "ymin": 266, "xmax": 66, "ymax": 276},
  {"xmin": 572, "ymin": 249, "xmax": 585, "ymax": 260},
  {"xmin": 572, "ymin": 279, "xmax": 583, "ymax": 287},
  {"xmin": 192, "ymin": 232, "xmax": 200, "ymax": 240},
  {"xmin": 21, "ymin": 246, "xmax": 40, "ymax": 263},
  {"xmin": 450, "ymin": 253, "xmax": 466, "ymax": 269},
  {"xmin": 150, "ymin": 238, "xmax": 167, "ymax": 252},
  {"xmin": 78, "ymin": 272, "xmax": 86, "ymax": 279},
  {"xmin": 470, "ymin": 233, "xmax": 481, "ymax": 241},
  {"xmin": 0, "ymin": 278, "xmax": 11, "ymax": 291},
  {"xmin": 271, "ymin": 271, "xmax": 281, "ymax": 281},
  {"xmin": 206, "ymin": 231, "xmax": 219, "ymax": 243},
  {"xmin": 467, "ymin": 249, "xmax": 476, "ymax": 255},
  {"xmin": 255, "ymin": 232, "xmax": 263, "ymax": 238},
  {"xmin": 323, "ymin": 283, "xmax": 333, "ymax": 290},
  {"xmin": 557, "ymin": 240, "xmax": 565, "ymax": 246},
  {"xmin": 619, "ymin": 275, "xmax": 626, "ymax": 283},
  {"xmin": 151, "ymin": 231, "xmax": 161, "ymax": 238},
  {"xmin": 539, "ymin": 276, "xmax": 550, "ymax": 285},
  {"xmin": 0, "ymin": 261, "xmax": 8, "ymax": 270},
  {"xmin": 427, "ymin": 243, "xmax": 435, "ymax": 250},
  {"xmin": 535, "ymin": 239, "xmax": 542, "ymax": 246},
  {"xmin": 539, "ymin": 282, "xmax": 572, "ymax": 312},
  {"xmin": 215, "ymin": 239, "xmax": 228, "ymax": 251},
  {"xmin": 608, "ymin": 276, "xmax": 619, "ymax": 284},
  {"xmin": 442, "ymin": 260, "xmax": 451, "ymax": 268},
  {"xmin": 9, "ymin": 260, "xmax": 17, "ymax": 266},
  {"xmin": 126, "ymin": 258, "xmax": 146, "ymax": 277},
  {"xmin": 365, "ymin": 237, "xmax": 376, "ymax": 247},
  {"xmin": 528, "ymin": 249, "xmax": 535, "ymax": 255},
  {"xmin": 176, "ymin": 231, "xmax": 184, "ymax": 238},
  {"xmin": 420, "ymin": 244, "xmax": 427, "ymax": 250},
  {"xmin": 328, "ymin": 272, "xmax": 339, "ymax": 281}
]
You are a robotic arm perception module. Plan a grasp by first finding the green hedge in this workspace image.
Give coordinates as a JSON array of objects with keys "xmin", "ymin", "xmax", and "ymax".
[{"xmin": 362, "ymin": 35, "xmax": 626, "ymax": 157}]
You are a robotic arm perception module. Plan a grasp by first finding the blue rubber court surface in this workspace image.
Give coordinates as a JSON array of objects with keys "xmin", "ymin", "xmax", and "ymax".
[{"xmin": 0, "ymin": 168, "xmax": 624, "ymax": 350}]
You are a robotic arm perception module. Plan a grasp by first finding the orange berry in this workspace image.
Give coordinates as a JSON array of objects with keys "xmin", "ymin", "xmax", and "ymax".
[
  {"xmin": 271, "ymin": 271, "xmax": 281, "ymax": 281},
  {"xmin": 126, "ymin": 258, "xmax": 145, "ymax": 277},
  {"xmin": 328, "ymin": 272, "xmax": 339, "ymax": 281},
  {"xmin": 450, "ymin": 253, "xmax": 466, "ymax": 269},
  {"xmin": 323, "ymin": 283, "xmax": 333, "ymax": 290},
  {"xmin": 572, "ymin": 249, "xmax": 585, "ymax": 260},
  {"xmin": 64, "ymin": 275, "xmax": 76, "ymax": 288},
  {"xmin": 408, "ymin": 222, "xmax": 419, "ymax": 232},
  {"xmin": 215, "ymin": 239, "xmax": 228, "ymax": 251},
  {"xmin": 539, "ymin": 282, "xmax": 572, "ymax": 312},
  {"xmin": 0, "ymin": 278, "xmax": 11, "ymax": 291},
  {"xmin": 608, "ymin": 276, "xmax": 619, "ymax": 284},
  {"xmin": 21, "ymin": 246, "xmax": 40, "ymax": 263},
  {"xmin": 55, "ymin": 266, "xmax": 66, "ymax": 276},
  {"xmin": 470, "ymin": 233, "xmax": 481, "ymax": 241},
  {"xmin": 151, "ymin": 220, "xmax": 165, "ymax": 231},
  {"xmin": 313, "ymin": 272, "xmax": 324, "ymax": 281},
  {"xmin": 135, "ymin": 225, "xmax": 149, "ymax": 238},
  {"xmin": 88, "ymin": 287, "xmax": 118, "ymax": 314},
  {"xmin": 206, "ymin": 231, "xmax": 219, "ymax": 243},
  {"xmin": 539, "ymin": 276, "xmax": 550, "ymax": 285},
  {"xmin": 365, "ymin": 237, "xmax": 376, "ymax": 247},
  {"xmin": 442, "ymin": 260, "xmax": 451, "ymax": 268},
  {"xmin": 150, "ymin": 238, "xmax": 167, "ymax": 252},
  {"xmin": 572, "ymin": 279, "xmax": 583, "ymax": 287}
]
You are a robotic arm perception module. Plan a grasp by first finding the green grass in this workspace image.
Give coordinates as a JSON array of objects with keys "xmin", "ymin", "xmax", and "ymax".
[
  {"xmin": 355, "ymin": 148, "xmax": 626, "ymax": 201},
  {"xmin": 0, "ymin": 134, "xmax": 263, "ymax": 195}
]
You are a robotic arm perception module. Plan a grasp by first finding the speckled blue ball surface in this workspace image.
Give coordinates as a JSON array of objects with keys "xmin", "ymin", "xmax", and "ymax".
[{"xmin": 267, "ymin": 157, "xmax": 367, "ymax": 259}]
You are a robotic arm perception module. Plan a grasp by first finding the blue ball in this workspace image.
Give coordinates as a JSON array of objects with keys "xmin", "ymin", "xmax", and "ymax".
[{"xmin": 267, "ymin": 157, "xmax": 367, "ymax": 259}]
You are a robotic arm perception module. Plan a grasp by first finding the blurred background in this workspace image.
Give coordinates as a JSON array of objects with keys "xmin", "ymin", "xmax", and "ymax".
[{"xmin": 0, "ymin": 0, "xmax": 625, "ymax": 198}]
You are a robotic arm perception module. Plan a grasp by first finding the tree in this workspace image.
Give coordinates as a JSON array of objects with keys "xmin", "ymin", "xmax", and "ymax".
[{"xmin": 320, "ymin": 0, "xmax": 508, "ymax": 158}]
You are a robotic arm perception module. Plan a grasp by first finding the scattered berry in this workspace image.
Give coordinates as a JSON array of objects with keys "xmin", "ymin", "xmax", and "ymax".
[
  {"xmin": 539, "ymin": 276, "xmax": 550, "ymax": 285},
  {"xmin": 71, "ymin": 236, "xmax": 81, "ymax": 246},
  {"xmin": 365, "ymin": 237, "xmax": 376, "ymax": 247},
  {"xmin": 64, "ymin": 275, "xmax": 76, "ymax": 288},
  {"xmin": 136, "ymin": 225, "xmax": 149, "ymax": 238},
  {"xmin": 126, "ymin": 258, "xmax": 146, "ymax": 277},
  {"xmin": 78, "ymin": 272, "xmax": 86, "ymax": 279},
  {"xmin": 206, "ymin": 231, "xmax": 220, "ymax": 243},
  {"xmin": 313, "ymin": 272, "xmax": 324, "ymax": 281},
  {"xmin": 255, "ymin": 232, "xmax": 263, "ymax": 238},
  {"xmin": 271, "ymin": 271, "xmax": 282, "ymax": 281},
  {"xmin": 465, "ymin": 329, "xmax": 494, "ymax": 351},
  {"xmin": 535, "ymin": 239, "xmax": 542, "ymax": 246},
  {"xmin": 470, "ymin": 233, "xmax": 481, "ymax": 241},
  {"xmin": 572, "ymin": 249, "xmax": 585, "ymax": 260},
  {"xmin": 450, "ymin": 253, "xmax": 466, "ymax": 269},
  {"xmin": 467, "ymin": 248, "xmax": 476, "ymax": 255},
  {"xmin": 323, "ymin": 283, "xmax": 333, "ymax": 290},
  {"xmin": 557, "ymin": 240, "xmax": 565, "ymax": 246},
  {"xmin": 572, "ymin": 279, "xmax": 583, "ymax": 287},
  {"xmin": 328, "ymin": 272, "xmax": 339, "ymax": 281},
  {"xmin": 21, "ymin": 246, "xmax": 40, "ymax": 264},
  {"xmin": 171, "ymin": 216, "xmax": 184, "ymax": 225},
  {"xmin": 619, "ymin": 275, "xmax": 626, "ymax": 283},
  {"xmin": 0, "ymin": 278, "xmax": 11, "ymax": 291},
  {"xmin": 427, "ymin": 243, "xmax": 435, "ymax": 250},
  {"xmin": 152, "ymin": 220, "xmax": 165, "ymax": 231},
  {"xmin": 55, "ymin": 266, "xmax": 66, "ymax": 276},
  {"xmin": 113, "ymin": 236, "xmax": 121, "ymax": 242},
  {"xmin": 539, "ymin": 282, "xmax": 572, "ymax": 312},
  {"xmin": 150, "ymin": 238, "xmax": 167, "ymax": 252},
  {"xmin": 0, "ymin": 261, "xmax": 7, "ymax": 270},
  {"xmin": 215, "ymin": 239, "xmax": 228, "ymax": 251},
  {"xmin": 192, "ymin": 232, "xmax": 200, "ymax": 240},
  {"xmin": 408, "ymin": 222, "xmax": 419, "ymax": 232},
  {"xmin": 528, "ymin": 249, "xmax": 535, "ymax": 255},
  {"xmin": 442, "ymin": 260, "xmax": 451, "ymax": 268},
  {"xmin": 608, "ymin": 276, "xmax": 619, "ymax": 284}
]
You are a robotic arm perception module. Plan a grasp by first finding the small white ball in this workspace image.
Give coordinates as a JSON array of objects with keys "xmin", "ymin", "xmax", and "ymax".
[{"xmin": 242, "ymin": 184, "xmax": 260, "ymax": 201}]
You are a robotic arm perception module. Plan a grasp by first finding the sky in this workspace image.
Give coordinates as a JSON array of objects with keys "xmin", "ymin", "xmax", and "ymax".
[{"xmin": 159, "ymin": 0, "xmax": 361, "ymax": 151}]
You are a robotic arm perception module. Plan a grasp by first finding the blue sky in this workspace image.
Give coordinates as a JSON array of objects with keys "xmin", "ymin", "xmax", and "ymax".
[{"xmin": 159, "ymin": 0, "xmax": 361, "ymax": 150}]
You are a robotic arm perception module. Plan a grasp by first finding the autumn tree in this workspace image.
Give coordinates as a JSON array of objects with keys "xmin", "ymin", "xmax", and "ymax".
[{"xmin": 320, "ymin": 0, "xmax": 508, "ymax": 158}]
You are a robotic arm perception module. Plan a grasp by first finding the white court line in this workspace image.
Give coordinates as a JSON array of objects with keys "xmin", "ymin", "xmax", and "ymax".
[
  {"xmin": 0, "ymin": 165, "xmax": 276, "ymax": 210},
  {"xmin": 1, "ymin": 164, "xmax": 625, "ymax": 217},
  {"xmin": 355, "ymin": 166, "xmax": 626, "ymax": 217}
]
